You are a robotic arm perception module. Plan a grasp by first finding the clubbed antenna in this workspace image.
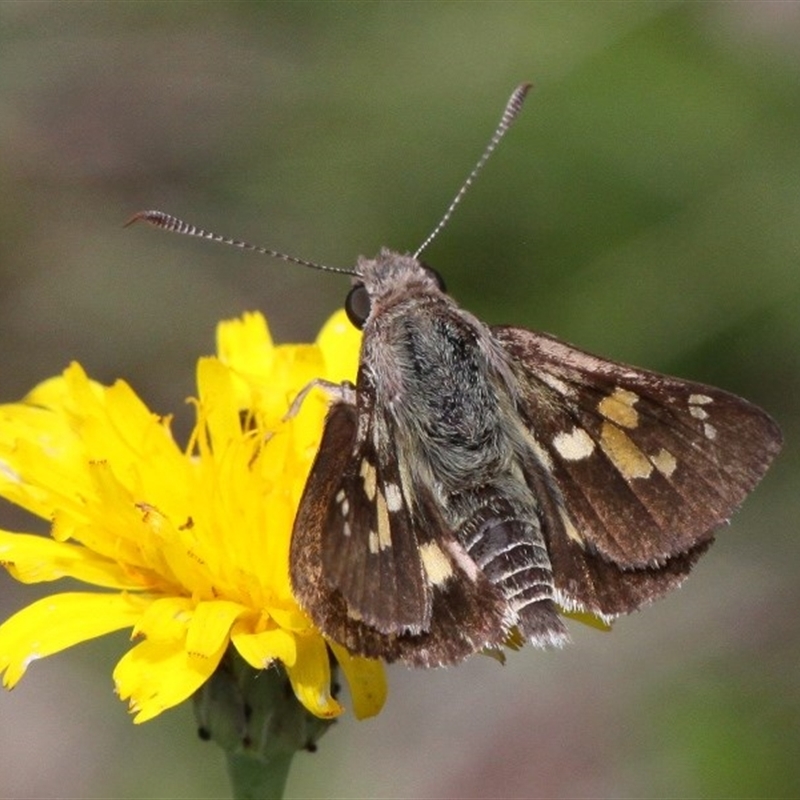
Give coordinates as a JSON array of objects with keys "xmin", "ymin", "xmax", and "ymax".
[
  {"xmin": 125, "ymin": 210, "xmax": 355, "ymax": 276},
  {"xmin": 413, "ymin": 82, "xmax": 533, "ymax": 259}
]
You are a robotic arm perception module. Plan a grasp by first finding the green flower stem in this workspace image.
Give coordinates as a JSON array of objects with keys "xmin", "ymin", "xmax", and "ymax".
[
  {"xmin": 225, "ymin": 751, "xmax": 294, "ymax": 800},
  {"xmin": 194, "ymin": 648, "xmax": 336, "ymax": 800}
]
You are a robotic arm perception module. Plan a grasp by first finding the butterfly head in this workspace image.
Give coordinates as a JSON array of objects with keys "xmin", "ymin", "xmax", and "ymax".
[{"xmin": 346, "ymin": 248, "xmax": 447, "ymax": 329}]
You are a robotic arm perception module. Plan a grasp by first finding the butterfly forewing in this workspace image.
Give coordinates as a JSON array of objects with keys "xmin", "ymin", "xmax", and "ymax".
[
  {"xmin": 291, "ymin": 397, "xmax": 514, "ymax": 665},
  {"xmin": 493, "ymin": 326, "xmax": 781, "ymax": 614},
  {"xmin": 319, "ymin": 397, "xmax": 430, "ymax": 635}
]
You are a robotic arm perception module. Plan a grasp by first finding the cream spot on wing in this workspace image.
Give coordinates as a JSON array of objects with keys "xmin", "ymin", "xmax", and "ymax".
[
  {"xmin": 376, "ymin": 492, "xmax": 391, "ymax": 550},
  {"xmin": 539, "ymin": 372, "xmax": 574, "ymax": 397},
  {"xmin": 343, "ymin": 521, "xmax": 352, "ymax": 538},
  {"xmin": 360, "ymin": 460, "xmax": 377, "ymax": 501},
  {"xmin": 598, "ymin": 387, "xmax": 640, "ymax": 429},
  {"xmin": 336, "ymin": 488, "xmax": 350, "ymax": 517},
  {"xmin": 420, "ymin": 541, "xmax": 454, "ymax": 586},
  {"xmin": 397, "ymin": 457, "xmax": 415, "ymax": 507},
  {"xmin": 704, "ymin": 423, "xmax": 717, "ymax": 440},
  {"xmin": 651, "ymin": 447, "xmax": 677, "ymax": 478},
  {"xmin": 368, "ymin": 530, "xmax": 379, "ymax": 553},
  {"xmin": 558, "ymin": 506, "xmax": 584, "ymax": 546},
  {"xmin": 384, "ymin": 482, "xmax": 403, "ymax": 512},
  {"xmin": 519, "ymin": 426, "xmax": 554, "ymax": 470},
  {"xmin": 600, "ymin": 421, "xmax": 653, "ymax": 479},
  {"xmin": 690, "ymin": 405, "xmax": 708, "ymax": 420},
  {"xmin": 553, "ymin": 427, "xmax": 595, "ymax": 461},
  {"xmin": 689, "ymin": 394, "xmax": 713, "ymax": 405}
]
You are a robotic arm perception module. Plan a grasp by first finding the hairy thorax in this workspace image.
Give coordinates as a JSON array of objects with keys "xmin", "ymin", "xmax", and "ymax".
[{"xmin": 363, "ymin": 293, "xmax": 519, "ymax": 490}]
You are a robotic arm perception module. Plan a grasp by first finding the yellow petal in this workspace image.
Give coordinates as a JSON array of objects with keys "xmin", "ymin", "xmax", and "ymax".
[
  {"xmin": 133, "ymin": 596, "xmax": 194, "ymax": 642},
  {"xmin": 284, "ymin": 634, "xmax": 343, "ymax": 719},
  {"xmin": 0, "ymin": 591, "xmax": 148, "ymax": 687},
  {"xmin": 562, "ymin": 609, "xmax": 612, "ymax": 631},
  {"xmin": 114, "ymin": 636, "xmax": 225, "ymax": 724},
  {"xmin": 186, "ymin": 599, "xmax": 248, "ymax": 660},
  {"xmin": 328, "ymin": 642, "xmax": 387, "ymax": 720},
  {"xmin": 0, "ymin": 412, "xmax": 87, "ymax": 520},
  {"xmin": 231, "ymin": 624, "xmax": 298, "ymax": 670},
  {"xmin": 24, "ymin": 363, "xmax": 103, "ymax": 409},
  {"xmin": 81, "ymin": 380, "xmax": 172, "ymax": 466},
  {"xmin": 0, "ymin": 531, "xmax": 146, "ymax": 589},
  {"xmin": 196, "ymin": 357, "xmax": 243, "ymax": 454},
  {"xmin": 217, "ymin": 311, "xmax": 275, "ymax": 377},
  {"xmin": 316, "ymin": 309, "xmax": 361, "ymax": 382},
  {"xmin": 267, "ymin": 605, "xmax": 311, "ymax": 634}
]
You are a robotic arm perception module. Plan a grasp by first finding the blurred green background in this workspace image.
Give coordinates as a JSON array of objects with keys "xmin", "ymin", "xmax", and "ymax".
[{"xmin": 1, "ymin": 2, "xmax": 798, "ymax": 798}]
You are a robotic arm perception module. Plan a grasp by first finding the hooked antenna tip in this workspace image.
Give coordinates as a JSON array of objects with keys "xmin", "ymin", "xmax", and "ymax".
[{"xmin": 124, "ymin": 210, "xmax": 168, "ymax": 229}]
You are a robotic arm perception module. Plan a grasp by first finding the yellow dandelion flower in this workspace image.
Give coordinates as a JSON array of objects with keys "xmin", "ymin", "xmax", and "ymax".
[{"xmin": 0, "ymin": 310, "xmax": 385, "ymax": 724}]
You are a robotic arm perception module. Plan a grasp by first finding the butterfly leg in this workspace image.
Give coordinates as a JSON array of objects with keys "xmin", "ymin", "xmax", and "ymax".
[{"xmin": 285, "ymin": 379, "xmax": 357, "ymax": 420}]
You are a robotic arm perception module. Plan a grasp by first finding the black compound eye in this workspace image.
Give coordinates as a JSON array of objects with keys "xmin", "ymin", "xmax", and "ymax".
[
  {"xmin": 419, "ymin": 262, "xmax": 446, "ymax": 293},
  {"xmin": 345, "ymin": 283, "xmax": 371, "ymax": 329}
]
